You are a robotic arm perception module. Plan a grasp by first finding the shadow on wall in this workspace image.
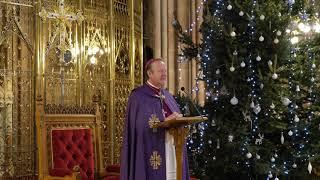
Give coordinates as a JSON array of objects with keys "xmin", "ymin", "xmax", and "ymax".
[{"xmin": 143, "ymin": 45, "xmax": 153, "ymax": 82}]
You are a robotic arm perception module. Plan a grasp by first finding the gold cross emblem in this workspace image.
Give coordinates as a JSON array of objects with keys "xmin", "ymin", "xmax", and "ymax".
[
  {"xmin": 148, "ymin": 114, "xmax": 160, "ymax": 132},
  {"xmin": 150, "ymin": 151, "xmax": 162, "ymax": 170}
]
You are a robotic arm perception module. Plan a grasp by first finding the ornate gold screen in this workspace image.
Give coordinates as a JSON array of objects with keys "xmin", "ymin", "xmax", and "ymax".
[
  {"xmin": 0, "ymin": 0, "xmax": 35, "ymax": 178},
  {"xmin": 0, "ymin": 0, "xmax": 142, "ymax": 178},
  {"xmin": 112, "ymin": 0, "xmax": 143, "ymax": 163}
]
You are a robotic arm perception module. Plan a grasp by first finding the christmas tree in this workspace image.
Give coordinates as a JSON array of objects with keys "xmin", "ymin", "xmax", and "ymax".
[{"xmin": 174, "ymin": 0, "xmax": 320, "ymax": 179}]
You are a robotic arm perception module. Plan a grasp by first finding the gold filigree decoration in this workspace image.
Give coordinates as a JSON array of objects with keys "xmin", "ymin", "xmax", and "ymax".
[
  {"xmin": 0, "ymin": 71, "xmax": 33, "ymax": 175},
  {"xmin": 39, "ymin": 0, "xmax": 84, "ymax": 60},
  {"xmin": 38, "ymin": 8, "xmax": 49, "ymax": 21},
  {"xmin": 84, "ymin": 0, "xmax": 109, "ymax": 12},
  {"xmin": 115, "ymin": 48, "xmax": 129, "ymax": 75},
  {"xmin": 113, "ymin": 0, "xmax": 128, "ymax": 15},
  {"xmin": 44, "ymin": 104, "xmax": 96, "ymax": 114},
  {"xmin": 0, "ymin": 7, "xmax": 33, "ymax": 52},
  {"xmin": 84, "ymin": 23, "xmax": 108, "ymax": 73},
  {"xmin": 150, "ymin": 151, "xmax": 162, "ymax": 170},
  {"xmin": 148, "ymin": 114, "xmax": 160, "ymax": 132},
  {"xmin": 115, "ymin": 26, "xmax": 130, "ymax": 77},
  {"xmin": 134, "ymin": 39, "xmax": 141, "ymax": 85},
  {"xmin": 46, "ymin": 124, "xmax": 95, "ymax": 132},
  {"xmin": 38, "ymin": 0, "xmax": 84, "ymax": 23},
  {"xmin": 114, "ymin": 79, "xmax": 131, "ymax": 163}
]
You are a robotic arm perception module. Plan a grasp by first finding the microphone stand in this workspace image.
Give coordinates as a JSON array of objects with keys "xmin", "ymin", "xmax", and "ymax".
[{"xmin": 180, "ymin": 87, "xmax": 206, "ymax": 122}]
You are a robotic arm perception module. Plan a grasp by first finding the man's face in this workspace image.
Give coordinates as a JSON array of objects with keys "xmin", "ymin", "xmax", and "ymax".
[{"xmin": 148, "ymin": 61, "xmax": 167, "ymax": 88}]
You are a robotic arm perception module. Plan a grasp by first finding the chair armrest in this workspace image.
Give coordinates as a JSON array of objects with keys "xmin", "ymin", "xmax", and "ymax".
[{"xmin": 72, "ymin": 166, "xmax": 81, "ymax": 180}]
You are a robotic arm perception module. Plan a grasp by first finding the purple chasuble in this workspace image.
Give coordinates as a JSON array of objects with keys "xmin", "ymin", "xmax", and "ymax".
[
  {"xmin": 120, "ymin": 84, "xmax": 190, "ymax": 180},
  {"xmin": 146, "ymin": 83, "xmax": 172, "ymax": 118}
]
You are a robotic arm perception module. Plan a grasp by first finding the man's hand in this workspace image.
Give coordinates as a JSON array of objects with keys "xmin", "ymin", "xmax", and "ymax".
[{"xmin": 165, "ymin": 112, "xmax": 182, "ymax": 121}]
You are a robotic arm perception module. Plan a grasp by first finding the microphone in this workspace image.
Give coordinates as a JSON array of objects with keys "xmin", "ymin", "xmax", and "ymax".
[{"xmin": 180, "ymin": 87, "xmax": 205, "ymax": 121}]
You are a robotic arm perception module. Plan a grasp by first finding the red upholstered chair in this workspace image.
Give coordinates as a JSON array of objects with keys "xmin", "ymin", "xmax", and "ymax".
[
  {"xmin": 37, "ymin": 103, "xmax": 105, "ymax": 180},
  {"xmin": 49, "ymin": 128, "xmax": 95, "ymax": 180}
]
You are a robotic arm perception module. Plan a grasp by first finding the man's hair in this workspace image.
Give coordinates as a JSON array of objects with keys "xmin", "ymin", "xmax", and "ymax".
[{"xmin": 145, "ymin": 58, "xmax": 164, "ymax": 78}]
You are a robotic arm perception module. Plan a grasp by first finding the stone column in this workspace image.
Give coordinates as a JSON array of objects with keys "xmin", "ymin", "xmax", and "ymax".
[
  {"xmin": 177, "ymin": 0, "xmax": 191, "ymax": 94},
  {"xmin": 196, "ymin": 0, "xmax": 205, "ymax": 106},
  {"xmin": 161, "ymin": 0, "xmax": 168, "ymax": 63},
  {"xmin": 154, "ymin": 0, "xmax": 162, "ymax": 58},
  {"xmin": 167, "ymin": 0, "xmax": 177, "ymax": 94},
  {"xmin": 191, "ymin": 0, "xmax": 197, "ymax": 99}
]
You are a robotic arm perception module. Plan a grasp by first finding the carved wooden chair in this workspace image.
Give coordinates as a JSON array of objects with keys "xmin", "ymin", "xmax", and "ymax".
[
  {"xmin": 36, "ymin": 100, "xmax": 119, "ymax": 180},
  {"xmin": 48, "ymin": 128, "xmax": 94, "ymax": 180}
]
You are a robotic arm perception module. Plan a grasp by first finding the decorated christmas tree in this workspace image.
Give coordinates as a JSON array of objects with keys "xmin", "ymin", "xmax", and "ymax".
[{"xmin": 174, "ymin": 0, "xmax": 320, "ymax": 179}]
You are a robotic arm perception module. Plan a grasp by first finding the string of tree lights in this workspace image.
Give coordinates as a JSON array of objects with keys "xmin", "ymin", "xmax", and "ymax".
[
  {"xmin": 173, "ymin": 0, "xmax": 320, "ymax": 179},
  {"xmin": 187, "ymin": 0, "xmax": 207, "ymax": 33},
  {"xmin": 176, "ymin": 0, "xmax": 208, "ymax": 91}
]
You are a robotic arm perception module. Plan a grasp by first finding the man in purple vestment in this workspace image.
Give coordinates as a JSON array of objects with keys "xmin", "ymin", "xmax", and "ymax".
[{"xmin": 120, "ymin": 58, "xmax": 190, "ymax": 180}]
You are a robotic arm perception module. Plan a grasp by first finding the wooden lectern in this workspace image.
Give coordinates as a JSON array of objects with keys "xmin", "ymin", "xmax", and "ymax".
[{"xmin": 156, "ymin": 116, "xmax": 207, "ymax": 180}]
